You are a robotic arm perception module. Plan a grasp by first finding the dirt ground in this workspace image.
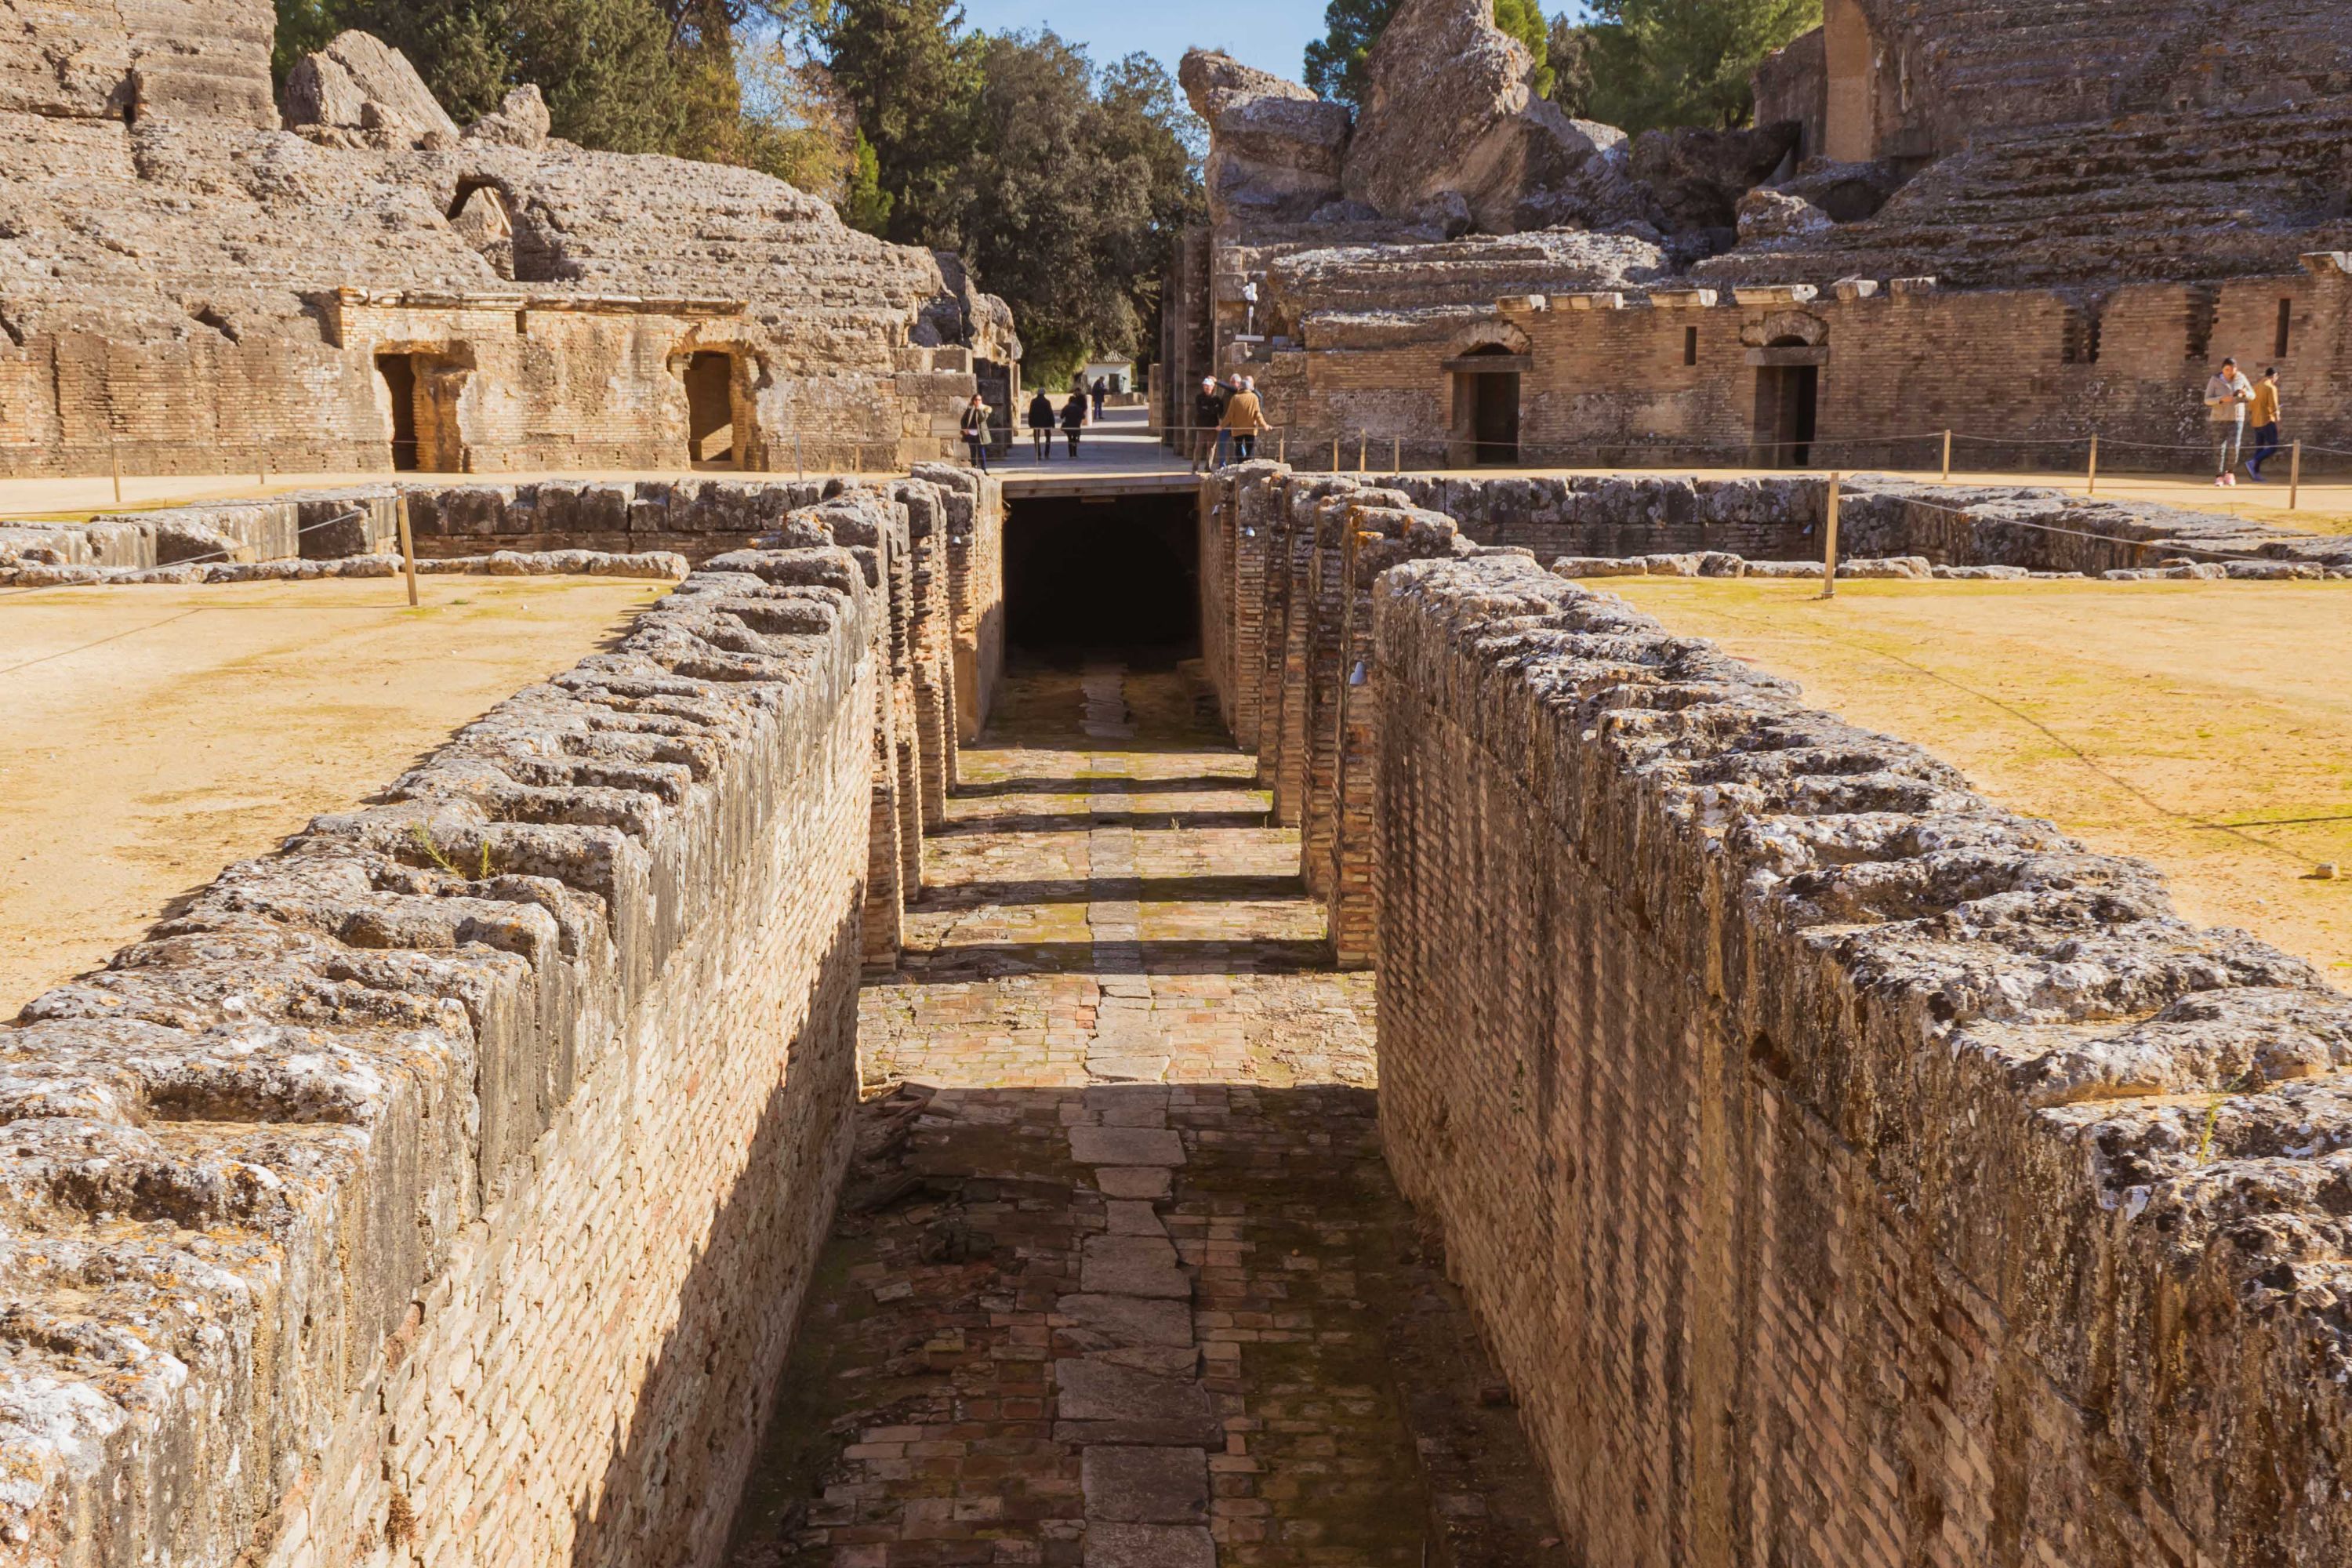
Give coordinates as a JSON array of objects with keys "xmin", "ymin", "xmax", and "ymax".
[
  {"xmin": 0, "ymin": 576, "xmax": 663, "ymax": 1013},
  {"xmin": 1610, "ymin": 577, "xmax": 2352, "ymax": 985}
]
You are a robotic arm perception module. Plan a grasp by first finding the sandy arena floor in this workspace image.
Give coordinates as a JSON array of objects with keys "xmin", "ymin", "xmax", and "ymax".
[
  {"xmin": 1611, "ymin": 576, "xmax": 2352, "ymax": 985},
  {"xmin": 0, "ymin": 575, "xmax": 664, "ymax": 1013}
]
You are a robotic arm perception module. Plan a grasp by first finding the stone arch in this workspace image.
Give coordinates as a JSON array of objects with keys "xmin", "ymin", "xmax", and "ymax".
[
  {"xmin": 1446, "ymin": 320, "xmax": 1532, "ymax": 359},
  {"xmin": 1742, "ymin": 310, "xmax": 1829, "ymax": 349},
  {"xmin": 447, "ymin": 178, "xmax": 516, "ymax": 280}
]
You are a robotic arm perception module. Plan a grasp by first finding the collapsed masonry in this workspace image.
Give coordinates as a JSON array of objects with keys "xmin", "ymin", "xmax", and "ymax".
[
  {"xmin": 0, "ymin": 9, "xmax": 1019, "ymax": 477},
  {"xmin": 1164, "ymin": 0, "xmax": 2352, "ymax": 470},
  {"xmin": 0, "ymin": 467, "xmax": 998, "ymax": 1568},
  {"xmin": 1196, "ymin": 460, "xmax": 2352, "ymax": 1565}
]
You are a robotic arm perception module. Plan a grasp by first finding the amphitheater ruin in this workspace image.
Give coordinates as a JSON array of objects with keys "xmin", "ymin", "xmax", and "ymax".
[{"xmin": 5, "ymin": 2, "xmax": 2352, "ymax": 1566}]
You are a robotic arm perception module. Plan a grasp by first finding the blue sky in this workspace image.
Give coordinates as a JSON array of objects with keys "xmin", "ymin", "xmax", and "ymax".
[{"xmin": 951, "ymin": 1, "xmax": 1328, "ymax": 85}]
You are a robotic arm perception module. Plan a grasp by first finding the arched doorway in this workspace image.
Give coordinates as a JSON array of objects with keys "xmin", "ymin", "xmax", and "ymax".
[
  {"xmin": 1446, "ymin": 343, "xmax": 1524, "ymax": 466},
  {"xmin": 1752, "ymin": 336, "xmax": 1822, "ymax": 468},
  {"xmin": 683, "ymin": 351, "xmax": 740, "ymax": 469}
]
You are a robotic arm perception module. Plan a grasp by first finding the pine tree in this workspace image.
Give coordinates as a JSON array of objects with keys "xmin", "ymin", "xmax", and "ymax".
[
  {"xmin": 814, "ymin": 0, "xmax": 982, "ymax": 246},
  {"xmin": 1557, "ymin": 0, "xmax": 1820, "ymax": 132}
]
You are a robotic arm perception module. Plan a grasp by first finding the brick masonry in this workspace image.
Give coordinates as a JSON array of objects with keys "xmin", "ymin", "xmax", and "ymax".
[
  {"xmin": 0, "ymin": 475, "xmax": 1002, "ymax": 1567},
  {"xmin": 1195, "ymin": 458, "xmax": 2352, "ymax": 1566}
]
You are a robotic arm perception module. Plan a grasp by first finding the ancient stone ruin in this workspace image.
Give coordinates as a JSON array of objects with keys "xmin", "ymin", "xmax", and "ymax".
[
  {"xmin": 1163, "ymin": 0, "xmax": 2352, "ymax": 470},
  {"xmin": 8, "ymin": 5, "xmax": 2352, "ymax": 1566},
  {"xmin": 0, "ymin": 6, "xmax": 1017, "ymax": 478}
]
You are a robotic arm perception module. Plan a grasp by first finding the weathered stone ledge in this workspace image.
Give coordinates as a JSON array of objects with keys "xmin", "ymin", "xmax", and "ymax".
[
  {"xmin": 1370, "ymin": 548, "xmax": 2352, "ymax": 1566},
  {"xmin": 0, "ymin": 485, "xmax": 958, "ymax": 1563}
]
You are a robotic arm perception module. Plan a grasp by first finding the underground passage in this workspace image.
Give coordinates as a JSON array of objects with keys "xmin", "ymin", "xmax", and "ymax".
[
  {"xmin": 1003, "ymin": 492, "xmax": 1200, "ymax": 652},
  {"xmin": 22, "ymin": 0, "xmax": 2352, "ymax": 1560}
]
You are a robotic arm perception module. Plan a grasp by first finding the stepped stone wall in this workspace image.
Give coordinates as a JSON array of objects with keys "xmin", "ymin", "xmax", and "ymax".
[
  {"xmin": 1198, "ymin": 459, "xmax": 2350, "ymax": 954},
  {"xmin": 1197, "ymin": 459, "xmax": 2352, "ymax": 1566},
  {"xmin": 1371, "ymin": 551, "xmax": 2352, "ymax": 1568},
  {"xmin": 0, "ymin": 12, "xmax": 1017, "ymax": 479},
  {"xmin": 0, "ymin": 473, "xmax": 1000, "ymax": 1567},
  {"xmin": 1165, "ymin": 2, "xmax": 2352, "ymax": 472}
]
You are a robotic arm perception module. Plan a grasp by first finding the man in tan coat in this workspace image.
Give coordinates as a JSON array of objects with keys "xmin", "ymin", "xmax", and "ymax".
[{"xmin": 1220, "ymin": 376, "xmax": 1269, "ymax": 463}]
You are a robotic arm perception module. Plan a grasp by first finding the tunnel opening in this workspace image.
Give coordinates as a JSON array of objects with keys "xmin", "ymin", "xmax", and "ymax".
[{"xmin": 1003, "ymin": 492, "xmax": 1200, "ymax": 655}]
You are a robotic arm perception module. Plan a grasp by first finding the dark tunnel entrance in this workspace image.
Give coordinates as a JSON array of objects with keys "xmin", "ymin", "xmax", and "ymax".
[{"xmin": 1003, "ymin": 492, "xmax": 1200, "ymax": 653}]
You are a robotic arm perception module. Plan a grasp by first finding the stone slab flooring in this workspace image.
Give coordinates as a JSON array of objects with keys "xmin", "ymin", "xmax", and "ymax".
[{"xmin": 724, "ymin": 658, "xmax": 1563, "ymax": 1566}]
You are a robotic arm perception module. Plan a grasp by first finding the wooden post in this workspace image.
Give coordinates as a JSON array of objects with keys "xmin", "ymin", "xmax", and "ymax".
[
  {"xmin": 1940, "ymin": 430, "xmax": 1952, "ymax": 484},
  {"xmin": 1818, "ymin": 473, "xmax": 1842, "ymax": 599},
  {"xmin": 110, "ymin": 435, "xmax": 122, "ymax": 506},
  {"xmin": 396, "ymin": 492, "xmax": 420, "ymax": 608},
  {"xmin": 2087, "ymin": 433, "xmax": 2099, "ymax": 497},
  {"xmin": 2291, "ymin": 441, "xmax": 2303, "ymax": 511}
]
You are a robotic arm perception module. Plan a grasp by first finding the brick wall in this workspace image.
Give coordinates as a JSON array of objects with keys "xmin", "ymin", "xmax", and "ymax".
[
  {"xmin": 1366, "ymin": 548, "xmax": 2352, "ymax": 1567},
  {"xmin": 0, "ymin": 467, "xmax": 1006, "ymax": 1566},
  {"xmin": 1204, "ymin": 465, "xmax": 2352, "ymax": 1558},
  {"xmin": 1250, "ymin": 272, "xmax": 2352, "ymax": 476}
]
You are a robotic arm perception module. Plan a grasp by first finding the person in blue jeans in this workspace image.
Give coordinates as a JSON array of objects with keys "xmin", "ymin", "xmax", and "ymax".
[{"xmin": 2246, "ymin": 367, "xmax": 2284, "ymax": 481}]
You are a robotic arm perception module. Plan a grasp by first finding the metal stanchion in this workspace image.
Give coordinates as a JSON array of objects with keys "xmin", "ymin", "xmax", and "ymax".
[
  {"xmin": 2087, "ymin": 433, "xmax": 2099, "ymax": 497},
  {"xmin": 1392, "ymin": 437, "xmax": 1402, "ymax": 473},
  {"xmin": 109, "ymin": 436, "xmax": 122, "ymax": 506},
  {"xmin": 1357, "ymin": 436, "xmax": 1367, "ymax": 474},
  {"xmin": 795, "ymin": 433, "xmax": 805, "ymax": 481},
  {"xmin": 2291, "ymin": 441, "xmax": 2303, "ymax": 511},
  {"xmin": 1817, "ymin": 473, "xmax": 1842, "ymax": 600},
  {"xmin": 1941, "ymin": 430, "xmax": 1952, "ymax": 484},
  {"xmin": 1330, "ymin": 437, "xmax": 1340, "ymax": 473}
]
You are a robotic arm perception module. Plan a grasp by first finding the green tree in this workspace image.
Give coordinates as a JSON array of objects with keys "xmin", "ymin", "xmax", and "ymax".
[
  {"xmin": 1305, "ymin": 0, "xmax": 1551, "ymax": 107},
  {"xmin": 840, "ymin": 130, "xmax": 895, "ymax": 230},
  {"xmin": 1302, "ymin": 0, "xmax": 1388, "ymax": 107},
  {"xmin": 271, "ymin": 0, "xmax": 343, "ymax": 86},
  {"xmin": 325, "ymin": 0, "xmax": 688, "ymax": 143},
  {"xmin": 813, "ymin": 0, "xmax": 982, "ymax": 245},
  {"xmin": 944, "ymin": 33, "xmax": 1201, "ymax": 379},
  {"xmin": 1558, "ymin": 0, "xmax": 1820, "ymax": 132}
]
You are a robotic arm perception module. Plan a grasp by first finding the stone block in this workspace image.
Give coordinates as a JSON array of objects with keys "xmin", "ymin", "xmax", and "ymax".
[{"xmin": 1081, "ymin": 1446, "xmax": 1209, "ymax": 1524}]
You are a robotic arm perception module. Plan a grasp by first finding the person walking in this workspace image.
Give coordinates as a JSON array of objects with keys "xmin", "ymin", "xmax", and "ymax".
[
  {"xmin": 1027, "ymin": 388, "xmax": 1056, "ymax": 463},
  {"xmin": 2204, "ymin": 356, "xmax": 2253, "ymax": 487},
  {"xmin": 2246, "ymin": 366, "xmax": 2283, "ymax": 481},
  {"xmin": 1221, "ymin": 376, "xmax": 1269, "ymax": 463},
  {"xmin": 1060, "ymin": 388, "xmax": 1088, "ymax": 458},
  {"xmin": 960, "ymin": 393, "xmax": 993, "ymax": 474},
  {"xmin": 1192, "ymin": 376, "xmax": 1231, "ymax": 472},
  {"xmin": 1091, "ymin": 378, "xmax": 1107, "ymax": 423}
]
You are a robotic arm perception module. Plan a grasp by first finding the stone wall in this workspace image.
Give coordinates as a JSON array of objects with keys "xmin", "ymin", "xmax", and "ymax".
[
  {"xmin": 1196, "ymin": 459, "xmax": 2352, "ymax": 1566},
  {"xmin": 0, "ymin": 16, "xmax": 1014, "ymax": 480},
  {"xmin": 1370, "ymin": 550, "xmax": 2352, "ymax": 1568},
  {"xmin": 1196, "ymin": 462, "xmax": 2350, "ymax": 963},
  {"xmin": 1251, "ymin": 270, "xmax": 2352, "ymax": 473},
  {"xmin": 0, "ymin": 469, "xmax": 1004, "ymax": 1566}
]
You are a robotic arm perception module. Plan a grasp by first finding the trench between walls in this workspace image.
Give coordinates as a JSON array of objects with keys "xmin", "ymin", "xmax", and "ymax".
[
  {"xmin": 1195, "ymin": 460, "xmax": 2352, "ymax": 1568},
  {"xmin": 0, "ymin": 474, "xmax": 1007, "ymax": 1568}
]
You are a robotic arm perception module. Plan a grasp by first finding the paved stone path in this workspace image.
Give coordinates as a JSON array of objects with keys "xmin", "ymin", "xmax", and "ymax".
[{"xmin": 724, "ymin": 659, "xmax": 1561, "ymax": 1567}]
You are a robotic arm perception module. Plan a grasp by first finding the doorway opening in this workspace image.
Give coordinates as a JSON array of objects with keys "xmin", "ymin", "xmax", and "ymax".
[
  {"xmin": 685, "ymin": 352, "xmax": 739, "ymax": 468},
  {"xmin": 379, "ymin": 354, "xmax": 419, "ymax": 472},
  {"xmin": 376, "ymin": 350, "xmax": 470, "ymax": 471},
  {"xmin": 1003, "ymin": 493, "xmax": 1199, "ymax": 655},
  {"xmin": 1449, "ymin": 345, "xmax": 1523, "ymax": 466},
  {"xmin": 1755, "ymin": 340, "xmax": 1820, "ymax": 468}
]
